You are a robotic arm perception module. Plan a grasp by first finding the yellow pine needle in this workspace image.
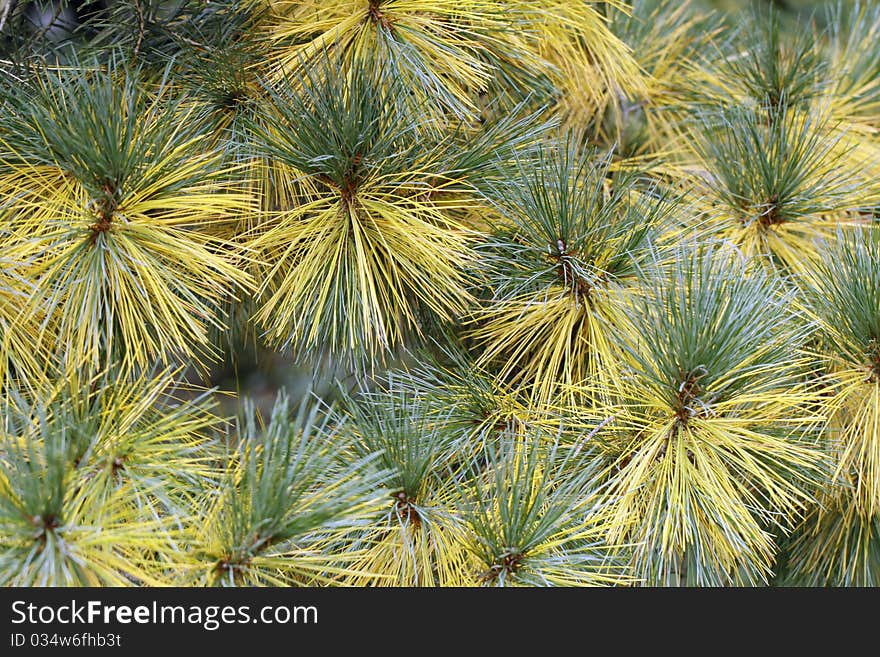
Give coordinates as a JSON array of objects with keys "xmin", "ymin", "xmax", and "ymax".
[
  {"xmin": 344, "ymin": 512, "xmax": 477, "ymax": 586},
  {"xmin": 264, "ymin": 0, "xmax": 498, "ymax": 116},
  {"xmin": 691, "ymin": 108, "xmax": 863, "ymax": 275},
  {"xmin": 537, "ymin": 1, "xmax": 647, "ymax": 128},
  {"xmin": 469, "ymin": 286, "xmax": 632, "ymax": 405},
  {"xmin": 1, "ymin": 154, "xmax": 255, "ymax": 373},
  {"xmin": 781, "ymin": 486, "xmax": 880, "ymax": 586},
  {"xmin": 262, "ymin": 1, "xmax": 643, "ymax": 121},
  {"xmin": 251, "ymin": 186, "xmax": 474, "ymax": 360},
  {"xmin": 819, "ymin": 369, "xmax": 880, "ymax": 517}
]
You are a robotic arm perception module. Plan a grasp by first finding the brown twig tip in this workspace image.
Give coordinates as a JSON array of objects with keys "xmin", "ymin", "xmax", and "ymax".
[
  {"xmin": 758, "ymin": 193, "xmax": 784, "ymax": 228},
  {"xmin": 549, "ymin": 249, "xmax": 594, "ymax": 301},
  {"xmin": 31, "ymin": 514, "xmax": 61, "ymax": 544},
  {"xmin": 867, "ymin": 339, "xmax": 880, "ymax": 384},
  {"xmin": 367, "ymin": 0, "xmax": 394, "ymax": 32},
  {"xmin": 88, "ymin": 182, "xmax": 119, "ymax": 237},
  {"xmin": 214, "ymin": 554, "xmax": 252, "ymax": 577},
  {"xmin": 392, "ymin": 490, "xmax": 420, "ymax": 525},
  {"xmin": 482, "ymin": 551, "xmax": 524, "ymax": 582},
  {"xmin": 89, "ymin": 217, "xmax": 113, "ymax": 234},
  {"xmin": 673, "ymin": 366, "xmax": 709, "ymax": 425},
  {"xmin": 497, "ymin": 551, "xmax": 523, "ymax": 573}
]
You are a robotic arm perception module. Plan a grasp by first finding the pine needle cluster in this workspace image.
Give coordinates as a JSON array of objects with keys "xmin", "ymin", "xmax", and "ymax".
[{"xmin": 3, "ymin": 0, "xmax": 880, "ymax": 587}]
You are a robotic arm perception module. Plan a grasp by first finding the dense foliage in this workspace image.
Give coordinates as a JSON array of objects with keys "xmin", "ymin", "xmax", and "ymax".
[{"xmin": 2, "ymin": 0, "xmax": 880, "ymax": 586}]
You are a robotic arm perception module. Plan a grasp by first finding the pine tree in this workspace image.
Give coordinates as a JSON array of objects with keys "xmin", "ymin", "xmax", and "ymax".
[{"xmin": 2, "ymin": 0, "xmax": 880, "ymax": 588}]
